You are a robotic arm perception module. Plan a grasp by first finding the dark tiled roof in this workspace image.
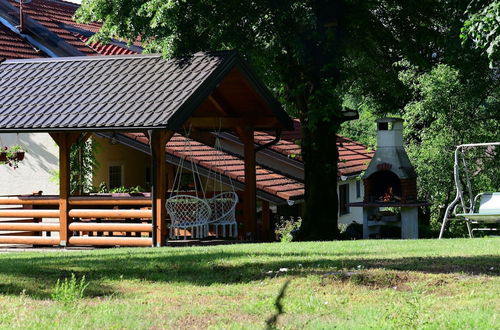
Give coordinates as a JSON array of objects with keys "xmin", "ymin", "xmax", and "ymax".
[
  {"xmin": 254, "ymin": 119, "xmax": 374, "ymax": 176},
  {"xmin": 0, "ymin": 52, "xmax": 233, "ymax": 130},
  {"xmin": 124, "ymin": 133, "xmax": 305, "ymax": 202},
  {"xmin": 0, "ymin": 24, "xmax": 47, "ymax": 59}
]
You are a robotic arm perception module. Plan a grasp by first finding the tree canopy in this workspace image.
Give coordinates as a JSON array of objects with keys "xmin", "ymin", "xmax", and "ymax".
[
  {"xmin": 461, "ymin": 1, "xmax": 500, "ymax": 65},
  {"xmin": 77, "ymin": 0, "xmax": 498, "ymax": 239}
]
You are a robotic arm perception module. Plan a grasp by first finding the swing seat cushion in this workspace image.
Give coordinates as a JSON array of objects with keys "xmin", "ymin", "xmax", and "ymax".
[{"xmin": 457, "ymin": 192, "xmax": 500, "ymax": 223}]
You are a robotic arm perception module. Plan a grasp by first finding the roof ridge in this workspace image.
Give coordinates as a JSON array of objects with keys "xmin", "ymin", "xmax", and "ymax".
[
  {"xmin": 1, "ymin": 50, "xmax": 238, "ymax": 65},
  {"xmin": 33, "ymin": 0, "xmax": 80, "ymax": 8},
  {"xmin": 1, "ymin": 53, "xmax": 162, "ymax": 64}
]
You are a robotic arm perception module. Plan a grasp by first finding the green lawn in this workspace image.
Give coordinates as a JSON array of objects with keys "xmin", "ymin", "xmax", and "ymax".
[{"xmin": 0, "ymin": 238, "xmax": 498, "ymax": 329}]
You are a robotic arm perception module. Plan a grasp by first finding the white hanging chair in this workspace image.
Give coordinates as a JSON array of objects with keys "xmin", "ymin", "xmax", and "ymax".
[
  {"xmin": 166, "ymin": 130, "xmax": 212, "ymax": 239},
  {"xmin": 205, "ymin": 134, "xmax": 239, "ymax": 238},
  {"xmin": 209, "ymin": 191, "xmax": 239, "ymax": 238},
  {"xmin": 166, "ymin": 195, "xmax": 212, "ymax": 239}
]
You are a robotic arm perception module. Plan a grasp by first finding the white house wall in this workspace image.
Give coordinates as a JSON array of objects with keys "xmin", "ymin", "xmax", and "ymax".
[
  {"xmin": 0, "ymin": 133, "xmax": 59, "ymax": 195},
  {"xmin": 338, "ymin": 178, "xmax": 364, "ymax": 226}
]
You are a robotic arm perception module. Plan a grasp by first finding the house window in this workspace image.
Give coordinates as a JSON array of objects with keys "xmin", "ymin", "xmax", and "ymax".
[
  {"xmin": 356, "ymin": 180, "xmax": 361, "ymax": 198},
  {"xmin": 109, "ymin": 165, "xmax": 123, "ymax": 189},
  {"xmin": 339, "ymin": 184, "xmax": 350, "ymax": 215}
]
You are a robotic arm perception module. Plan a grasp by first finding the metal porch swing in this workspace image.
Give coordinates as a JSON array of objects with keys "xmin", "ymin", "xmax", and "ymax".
[{"xmin": 439, "ymin": 142, "xmax": 500, "ymax": 238}]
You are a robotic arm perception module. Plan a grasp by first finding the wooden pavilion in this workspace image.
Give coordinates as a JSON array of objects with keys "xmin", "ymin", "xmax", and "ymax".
[{"xmin": 0, "ymin": 51, "xmax": 293, "ymax": 247}]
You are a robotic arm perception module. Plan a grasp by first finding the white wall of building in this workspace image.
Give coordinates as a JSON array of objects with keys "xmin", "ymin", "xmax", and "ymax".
[
  {"xmin": 0, "ymin": 133, "xmax": 59, "ymax": 196},
  {"xmin": 338, "ymin": 178, "xmax": 364, "ymax": 225}
]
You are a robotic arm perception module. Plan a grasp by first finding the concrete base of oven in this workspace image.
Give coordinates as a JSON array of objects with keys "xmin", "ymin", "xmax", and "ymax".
[{"xmin": 362, "ymin": 206, "xmax": 418, "ymax": 239}]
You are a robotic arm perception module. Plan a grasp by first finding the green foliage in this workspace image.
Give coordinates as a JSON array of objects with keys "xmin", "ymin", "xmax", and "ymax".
[
  {"xmin": 275, "ymin": 217, "xmax": 302, "ymax": 243},
  {"xmin": 339, "ymin": 107, "xmax": 378, "ymax": 148},
  {"xmin": 70, "ymin": 139, "xmax": 99, "ymax": 195},
  {"xmin": 401, "ymin": 64, "xmax": 499, "ymax": 236},
  {"xmin": 461, "ymin": 1, "xmax": 500, "ymax": 65},
  {"xmin": 51, "ymin": 273, "xmax": 89, "ymax": 305},
  {"xmin": 92, "ymin": 182, "xmax": 145, "ymax": 194}
]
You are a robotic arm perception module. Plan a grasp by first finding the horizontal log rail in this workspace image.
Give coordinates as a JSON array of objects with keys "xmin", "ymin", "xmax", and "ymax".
[
  {"xmin": 68, "ymin": 236, "xmax": 152, "ymax": 247},
  {"xmin": 0, "ymin": 198, "xmax": 59, "ymax": 205},
  {"xmin": 69, "ymin": 222, "xmax": 152, "ymax": 232},
  {"xmin": 0, "ymin": 218, "xmax": 38, "ymax": 223},
  {"xmin": 0, "ymin": 209, "xmax": 60, "ymax": 218},
  {"xmin": 0, "ymin": 236, "xmax": 59, "ymax": 245},
  {"xmin": 69, "ymin": 199, "xmax": 151, "ymax": 206},
  {"xmin": 0, "ymin": 197, "xmax": 151, "ymax": 206},
  {"xmin": 68, "ymin": 209, "xmax": 152, "ymax": 219},
  {"xmin": 0, "ymin": 223, "xmax": 59, "ymax": 231},
  {"xmin": 0, "ymin": 231, "xmax": 36, "ymax": 236}
]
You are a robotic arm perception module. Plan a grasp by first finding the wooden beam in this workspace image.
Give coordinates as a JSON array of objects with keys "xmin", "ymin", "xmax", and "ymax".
[
  {"xmin": 207, "ymin": 95, "xmax": 227, "ymax": 115},
  {"xmin": 152, "ymin": 130, "xmax": 174, "ymax": 246},
  {"xmin": 185, "ymin": 117, "xmax": 282, "ymax": 130},
  {"xmin": 68, "ymin": 209, "xmax": 152, "ymax": 219},
  {"xmin": 68, "ymin": 236, "xmax": 152, "ymax": 247},
  {"xmin": 236, "ymin": 126, "xmax": 257, "ymax": 240},
  {"xmin": 0, "ymin": 209, "xmax": 60, "ymax": 218},
  {"xmin": 0, "ymin": 236, "xmax": 59, "ymax": 245},
  {"xmin": 68, "ymin": 222, "xmax": 152, "ymax": 233}
]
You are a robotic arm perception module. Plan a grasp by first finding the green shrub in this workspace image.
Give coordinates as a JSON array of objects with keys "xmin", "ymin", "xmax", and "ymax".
[
  {"xmin": 51, "ymin": 273, "xmax": 89, "ymax": 305},
  {"xmin": 275, "ymin": 217, "xmax": 302, "ymax": 243}
]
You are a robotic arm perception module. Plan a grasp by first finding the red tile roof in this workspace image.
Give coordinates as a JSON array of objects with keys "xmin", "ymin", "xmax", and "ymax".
[
  {"xmin": 5, "ymin": 0, "xmax": 134, "ymax": 56},
  {"xmin": 75, "ymin": 34, "xmax": 135, "ymax": 56},
  {"xmin": 0, "ymin": 24, "xmax": 47, "ymax": 59},
  {"xmin": 124, "ymin": 133, "xmax": 305, "ymax": 202},
  {"xmin": 254, "ymin": 119, "xmax": 374, "ymax": 176}
]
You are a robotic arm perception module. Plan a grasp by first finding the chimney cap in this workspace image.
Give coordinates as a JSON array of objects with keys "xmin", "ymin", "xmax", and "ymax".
[{"xmin": 375, "ymin": 117, "xmax": 403, "ymax": 124}]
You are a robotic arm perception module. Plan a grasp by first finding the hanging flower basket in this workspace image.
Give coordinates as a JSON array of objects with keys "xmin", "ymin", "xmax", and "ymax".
[
  {"xmin": 0, "ymin": 145, "xmax": 27, "ymax": 169},
  {"xmin": 0, "ymin": 151, "xmax": 25, "ymax": 161}
]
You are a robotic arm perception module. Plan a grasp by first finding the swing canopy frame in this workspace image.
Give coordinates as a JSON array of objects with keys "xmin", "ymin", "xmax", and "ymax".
[{"xmin": 439, "ymin": 142, "xmax": 500, "ymax": 238}]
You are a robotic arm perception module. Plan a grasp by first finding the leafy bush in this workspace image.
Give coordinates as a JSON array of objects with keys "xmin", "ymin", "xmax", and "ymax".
[
  {"xmin": 51, "ymin": 273, "xmax": 89, "ymax": 305},
  {"xmin": 92, "ymin": 182, "xmax": 145, "ymax": 193},
  {"xmin": 275, "ymin": 217, "xmax": 302, "ymax": 243}
]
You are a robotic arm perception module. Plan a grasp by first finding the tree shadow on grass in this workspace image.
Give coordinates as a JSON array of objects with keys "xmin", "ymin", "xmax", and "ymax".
[{"xmin": 0, "ymin": 250, "xmax": 497, "ymax": 299}]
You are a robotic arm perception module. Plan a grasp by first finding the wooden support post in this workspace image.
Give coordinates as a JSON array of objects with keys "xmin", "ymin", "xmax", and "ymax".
[
  {"xmin": 236, "ymin": 127, "xmax": 257, "ymax": 240},
  {"xmin": 50, "ymin": 132, "xmax": 79, "ymax": 246},
  {"xmin": 150, "ymin": 130, "xmax": 173, "ymax": 247}
]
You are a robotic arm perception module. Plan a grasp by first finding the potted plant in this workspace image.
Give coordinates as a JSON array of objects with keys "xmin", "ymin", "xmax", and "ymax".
[{"xmin": 0, "ymin": 145, "xmax": 26, "ymax": 169}]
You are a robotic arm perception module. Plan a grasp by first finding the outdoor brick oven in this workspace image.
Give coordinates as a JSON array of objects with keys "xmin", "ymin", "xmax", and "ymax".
[
  {"xmin": 348, "ymin": 118, "xmax": 429, "ymax": 239},
  {"xmin": 362, "ymin": 118, "xmax": 417, "ymax": 203}
]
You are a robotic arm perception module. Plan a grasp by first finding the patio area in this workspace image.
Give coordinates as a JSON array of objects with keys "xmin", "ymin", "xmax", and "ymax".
[{"xmin": 0, "ymin": 51, "xmax": 294, "ymax": 247}]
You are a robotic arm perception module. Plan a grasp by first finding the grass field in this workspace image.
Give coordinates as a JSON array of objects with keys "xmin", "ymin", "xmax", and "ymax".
[{"xmin": 0, "ymin": 238, "xmax": 498, "ymax": 329}]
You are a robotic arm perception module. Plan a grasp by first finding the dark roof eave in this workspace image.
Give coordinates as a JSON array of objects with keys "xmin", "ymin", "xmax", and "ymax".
[{"xmin": 0, "ymin": 125, "xmax": 167, "ymax": 133}]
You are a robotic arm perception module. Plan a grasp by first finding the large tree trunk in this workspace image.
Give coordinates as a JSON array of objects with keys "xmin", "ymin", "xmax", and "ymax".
[{"xmin": 298, "ymin": 118, "xmax": 341, "ymax": 240}]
